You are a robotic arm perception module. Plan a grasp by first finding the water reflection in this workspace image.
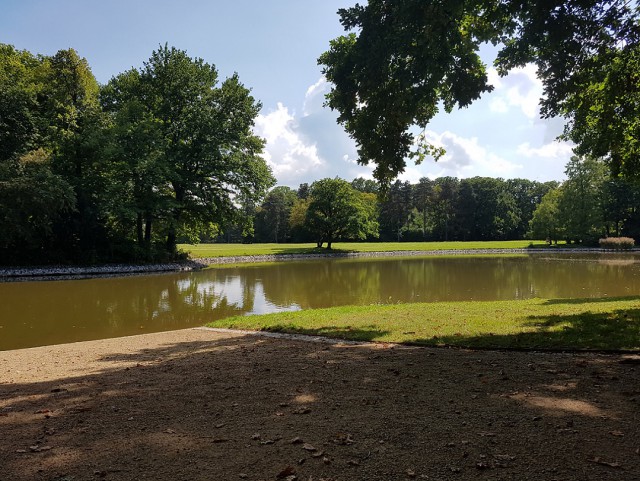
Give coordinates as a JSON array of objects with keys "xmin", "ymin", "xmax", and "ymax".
[{"xmin": 1, "ymin": 253, "xmax": 639, "ymax": 350}]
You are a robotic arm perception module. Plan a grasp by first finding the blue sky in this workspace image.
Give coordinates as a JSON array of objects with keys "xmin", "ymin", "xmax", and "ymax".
[{"xmin": 1, "ymin": 0, "xmax": 572, "ymax": 187}]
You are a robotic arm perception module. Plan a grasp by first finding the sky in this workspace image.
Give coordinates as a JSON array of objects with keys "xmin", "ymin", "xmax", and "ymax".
[{"xmin": 1, "ymin": 0, "xmax": 574, "ymax": 188}]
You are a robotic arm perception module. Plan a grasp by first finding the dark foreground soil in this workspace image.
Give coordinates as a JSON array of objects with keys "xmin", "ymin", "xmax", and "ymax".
[{"xmin": 1, "ymin": 328, "xmax": 639, "ymax": 481}]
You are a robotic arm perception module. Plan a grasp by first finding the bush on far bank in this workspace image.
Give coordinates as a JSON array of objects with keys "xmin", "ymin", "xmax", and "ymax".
[{"xmin": 599, "ymin": 237, "xmax": 635, "ymax": 250}]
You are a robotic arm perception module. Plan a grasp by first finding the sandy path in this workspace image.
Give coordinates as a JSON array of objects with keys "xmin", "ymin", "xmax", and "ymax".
[{"xmin": 1, "ymin": 328, "xmax": 639, "ymax": 481}]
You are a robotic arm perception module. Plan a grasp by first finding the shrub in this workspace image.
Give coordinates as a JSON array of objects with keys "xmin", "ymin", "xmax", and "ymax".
[{"xmin": 599, "ymin": 237, "xmax": 635, "ymax": 250}]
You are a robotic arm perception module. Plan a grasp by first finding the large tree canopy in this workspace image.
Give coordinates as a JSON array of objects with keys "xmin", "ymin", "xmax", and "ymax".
[
  {"xmin": 0, "ymin": 43, "xmax": 274, "ymax": 264},
  {"xmin": 319, "ymin": 0, "xmax": 640, "ymax": 187},
  {"xmin": 101, "ymin": 45, "xmax": 275, "ymax": 252}
]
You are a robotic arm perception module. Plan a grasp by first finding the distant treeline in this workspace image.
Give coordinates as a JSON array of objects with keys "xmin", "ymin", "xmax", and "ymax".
[{"xmin": 228, "ymin": 155, "xmax": 640, "ymax": 246}]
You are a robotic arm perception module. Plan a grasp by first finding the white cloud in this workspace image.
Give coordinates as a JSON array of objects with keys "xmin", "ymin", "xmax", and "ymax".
[
  {"xmin": 254, "ymin": 102, "xmax": 325, "ymax": 185},
  {"xmin": 517, "ymin": 141, "xmax": 574, "ymax": 159},
  {"xmin": 303, "ymin": 77, "xmax": 329, "ymax": 116},
  {"xmin": 254, "ymin": 78, "xmax": 371, "ymax": 187},
  {"xmin": 423, "ymin": 130, "xmax": 523, "ymax": 178},
  {"xmin": 488, "ymin": 64, "xmax": 542, "ymax": 119}
]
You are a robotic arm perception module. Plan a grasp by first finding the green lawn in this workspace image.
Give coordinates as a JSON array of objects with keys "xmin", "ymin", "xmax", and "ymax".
[
  {"xmin": 181, "ymin": 240, "xmax": 554, "ymax": 258},
  {"xmin": 207, "ymin": 297, "xmax": 640, "ymax": 351}
]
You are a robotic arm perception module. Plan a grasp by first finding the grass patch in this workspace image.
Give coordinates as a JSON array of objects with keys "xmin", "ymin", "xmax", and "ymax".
[
  {"xmin": 207, "ymin": 297, "xmax": 640, "ymax": 351},
  {"xmin": 182, "ymin": 240, "xmax": 550, "ymax": 258}
]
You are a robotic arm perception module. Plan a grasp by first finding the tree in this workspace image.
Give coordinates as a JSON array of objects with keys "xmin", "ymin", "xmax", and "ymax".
[
  {"xmin": 103, "ymin": 45, "xmax": 274, "ymax": 253},
  {"xmin": 351, "ymin": 177, "xmax": 379, "ymax": 194},
  {"xmin": 0, "ymin": 149, "xmax": 75, "ymax": 262},
  {"xmin": 306, "ymin": 178, "xmax": 378, "ymax": 249},
  {"xmin": 0, "ymin": 44, "xmax": 46, "ymax": 162},
  {"xmin": 410, "ymin": 177, "xmax": 434, "ymax": 240},
  {"xmin": 379, "ymin": 180, "xmax": 412, "ymax": 241},
  {"xmin": 429, "ymin": 177, "xmax": 459, "ymax": 241},
  {"xmin": 255, "ymin": 186, "xmax": 297, "ymax": 243},
  {"xmin": 506, "ymin": 179, "xmax": 558, "ymax": 239},
  {"xmin": 44, "ymin": 48, "xmax": 109, "ymax": 260},
  {"xmin": 289, "ymin": 197, "xmax": 312, "ymax": 242},
  {"xmin": 319, "ymin": 1, "xmax": 640, "ymax": 186},
  {"xmin": 559, "ymin": 156, "xmax": 607, "ymax": 243},
  {"xmin": 528, "ymin": 188, "xmax": 564, "ymax": 244}
]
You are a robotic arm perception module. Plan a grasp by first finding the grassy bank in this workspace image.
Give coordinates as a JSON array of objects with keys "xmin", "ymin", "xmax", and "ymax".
[
  {"xmin": 181, "ymin": 240, "xmax": 553, "ymax": 258},
  {"xmin": 207, "ymin": 297, "xmax": 640, "ymax": 351}
]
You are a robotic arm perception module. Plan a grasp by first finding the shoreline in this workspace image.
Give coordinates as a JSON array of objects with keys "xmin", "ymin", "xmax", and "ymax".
[{"xmin": 0, "ymin": 247, "xmax": 636, "ymax": 281}]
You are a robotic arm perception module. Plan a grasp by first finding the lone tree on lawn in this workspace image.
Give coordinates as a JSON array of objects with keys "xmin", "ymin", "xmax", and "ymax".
[{"xmin": 305, "ymin": 177, "xmax": 378, "ymax": 249}]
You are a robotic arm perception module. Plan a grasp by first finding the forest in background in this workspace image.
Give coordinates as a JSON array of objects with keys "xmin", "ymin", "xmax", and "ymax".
[{"xmin": 236, "ymin": 155, "xmax": 640, "ymax": 247}]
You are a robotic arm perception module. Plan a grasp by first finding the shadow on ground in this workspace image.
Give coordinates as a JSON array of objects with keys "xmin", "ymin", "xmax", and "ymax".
[
  {"xmin": 1, "ymin": 333, "xmax": 639, "ymax": 480},
  {"xmin": 262, "ymin": 325, "xmax": 390, "ymax": 343}
]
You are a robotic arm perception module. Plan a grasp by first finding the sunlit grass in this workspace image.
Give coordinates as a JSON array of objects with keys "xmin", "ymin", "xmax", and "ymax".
[
  {"xmin": 207, "ymin": 297, "xmax": 640, "ymax": 351},
  {"xmin": 182, "ymin": 240, "xmax": 553, "ymax": 258}
]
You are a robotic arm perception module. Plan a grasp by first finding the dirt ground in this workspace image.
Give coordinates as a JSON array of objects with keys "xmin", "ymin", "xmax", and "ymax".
[{"xmin": 1, "ymin": 328, "xmax": 639, "ymax": 481}]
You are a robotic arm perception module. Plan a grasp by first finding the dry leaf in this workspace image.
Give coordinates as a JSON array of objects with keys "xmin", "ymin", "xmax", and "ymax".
[
  {"xmin": 276, "ymin": 466, "xmax": 296, "ymax": 478},
  {"xmin": 588, "ymin": 457, "xmax": 622, "ymax": 469},
  {"xmin": 302, "ymin": 443, "xmax": 316, "ymax": 451}
]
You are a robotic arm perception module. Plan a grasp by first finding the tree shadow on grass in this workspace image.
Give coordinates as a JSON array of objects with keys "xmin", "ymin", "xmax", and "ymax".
[
  {"xmin": 260, "ymin": 324, "xmax": 390, "ymax": 342},
  {"xmin": 2, "ymin": 332, "xmax": 640, "ymax": 480},
  {"xmin": 542, "ymin": 296, "xmax": 640, "ymax": 306},
  {"xmin": 414, "ymin": 307, "xmax": 640, "ymax": 351}
]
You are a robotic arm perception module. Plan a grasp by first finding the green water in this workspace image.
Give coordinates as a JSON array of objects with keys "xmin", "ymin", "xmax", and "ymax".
[{"xmin": 1, "ymin": 253, "xmax": 639, "ymax": 350}]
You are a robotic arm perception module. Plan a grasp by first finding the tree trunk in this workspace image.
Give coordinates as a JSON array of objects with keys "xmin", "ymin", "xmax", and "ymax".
[
  {"xmin": 144, "ymin": 215, "xmax": 152, "ymax": 247},
  {"xmin": 166, "ymin": 229, "xmax": 177, "ymax": 253},
  {"xmin": 136, "ymin": 213, "xmax": 143, "ymax": 246}
]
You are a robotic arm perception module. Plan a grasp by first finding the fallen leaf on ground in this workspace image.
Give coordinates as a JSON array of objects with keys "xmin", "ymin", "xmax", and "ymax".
[
  {"xmin": 29, "ymin": 445, "xmax": 52, "ymax": 452},
  {"xmin": 609, "ymin": 431, "xmax": 624, "ymax": 437},
  {"xmin": 302, "ymin": 443, "xmax": 316, "ymax": 451},
  {"xmin": 333, "ymin": 432, "xmax": 354, "ymax": 445},
  {"xmin": 587, "ymin": 457, "xmax": 622, "ymax": 469},
  {"xmin": 276, "ymin": 466, "xmax": 296, "ymax": 478}
]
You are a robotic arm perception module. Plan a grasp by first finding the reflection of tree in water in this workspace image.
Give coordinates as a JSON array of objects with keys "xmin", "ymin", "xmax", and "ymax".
[
  {"xmin": 397, "ymin": 255, "xmax": 640, "ymax": 301},
  {"xmin": 253, "ymin": 260, "xmax": 383, "ymax": 309},
  {"xmin": 0, "ymin": 273, "xmax": 251, "ymax": 350},
  {"xmin": 257, "ymin": 255, "xmax": 640, "ymax": 307}
]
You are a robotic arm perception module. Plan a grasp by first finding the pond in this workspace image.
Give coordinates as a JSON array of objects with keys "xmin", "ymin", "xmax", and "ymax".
[{"xmin": 1, "ymin": 253, "xmax": 640, "ymax": 350}]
